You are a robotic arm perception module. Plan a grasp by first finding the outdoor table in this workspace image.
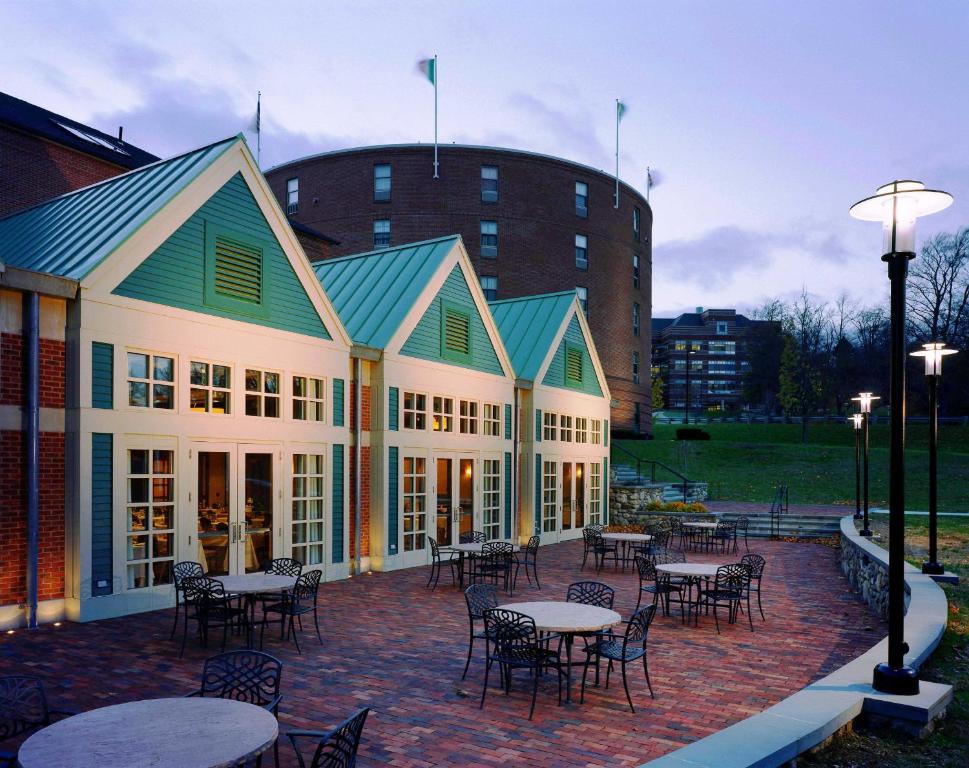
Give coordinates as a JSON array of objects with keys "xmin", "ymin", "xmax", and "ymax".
[
  {"xmin": 445, "ymin": 541, "xmax": 520, "ymax": 588},
  {"xmin": 601, "ymin": 532, "xmax": 652, "ymax": 567},
  {"xmin": 655, "ymin": 563, "xmax": 721, "ymax": 623},
  {"xmin": 499, "ymin": 600, "xmax": 621, "ymax": 704},
  {"xmin": 681, "ymin": 521, "xmax": 717, "ymax": 551},
  {"xmin": 17, "ymin": 697, "xmax": 277, "ymax": 768},
  {"xmin": 213, "ymin": 573, "xmax": 297, "ymax": 648}
]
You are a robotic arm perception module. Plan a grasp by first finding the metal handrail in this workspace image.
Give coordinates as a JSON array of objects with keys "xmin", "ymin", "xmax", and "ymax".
[
  {"xmin": 611, "ymin": 444, "xmax": 691, "ymax": 502},
  {"xmin": 769, "ymin": 484, "xmax": 789, "ymax": 539}
]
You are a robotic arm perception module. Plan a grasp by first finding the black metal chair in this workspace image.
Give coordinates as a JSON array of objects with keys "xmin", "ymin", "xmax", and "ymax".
[
  {"xmin": 735, "ymin": 516, "xmax": 750, "ymax": 553},
  {"xmin": 256, "ymin": 557, "xmax": 304, "ymax": 611},
  {"xmin": 473, "ymin": 541, "xmax": 515, "ymax": 593},
  {"xmin": 740, "ymin": 554, "xmax": 767, "ymax": 621},
  {"xmin": 462, "ymin": 583, "xmax": 498, "ymax": 680},
  {"xmin": 186, "ymin": 650, "xmax": 283, "ymax": 767},
  {"xmin": 426, "ymin": 537, "xmax": 457, "ymax": 589},
  {"xmin": 708, "ymin": 521, "xmax": 736, "ymax": 554},
  {"xmin": 580, "ymin": 604, "xmax": 657, "ymax": 712},
  {"xmin": 589, "ymin": 529, "xmax": 619, "ymax": 571},
  {"xmin": 512, "ymin": 535, "xmax": 541, "ymax": 590},
  {"xmin": 480, "ymin": 608, "xmax": 567, "ymax": 720},
  {"xmin": 651, "ymin": 548, "xmax": 690, "ymax": 619},
  {"xmin": 179, "ymin": 576, "xmax": 247, "ymax": 658},
  {"xmin": 460, "ymin": 531, "xmax": 487, "ymax": 544},
  {"xmin": 696, "ymin": 564, "xmax": 751, "ymax": 633},
  {"xmin": 566, "ymin": 581, "xmax": 615, "ymax": 609},
  {"xmin": 260, "ymin": 569, "xmax": 323, "ymax": 654},
  {"xmin": 580, "ymin": 524, "xmax": 604, "ymax": 568},
  {"xmin": 0, "ymin": 676, "xmax": 76, "ymax": 768},
  {"xmin": 287, "ymin": 707, "xmax": 370, "ymax": 768},
  {"xmin": 634, "ymin": 555, "xmax": 677, "ymax": 614},
  {"xmin": 170, "ymin": 560, "xmax": 204, "ymax": 640}
]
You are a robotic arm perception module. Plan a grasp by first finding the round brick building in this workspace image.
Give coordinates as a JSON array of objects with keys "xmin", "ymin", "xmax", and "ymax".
[{"xmin": 266, "ymin": 144, "xmax": 652, "ymax": 435}]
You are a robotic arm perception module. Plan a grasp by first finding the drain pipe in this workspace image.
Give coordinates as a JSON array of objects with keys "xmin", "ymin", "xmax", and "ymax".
[
  {"xmin": 25, "ymin": 292, "xmax": 40, "ymax": 629},
  {"xmin": 513, "ymin": 387, "xmax": 520, "ymax": 541},
  {"xmin": 353, "ymin": 357, "xmax": 362, "ymax": 576}
]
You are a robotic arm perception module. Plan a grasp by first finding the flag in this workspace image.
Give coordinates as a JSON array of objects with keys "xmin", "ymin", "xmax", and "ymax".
[
  {"xmin": 248, "ymin": 92, "xmax": 260, "ymax": 133},
  {"xmin": 617, "ymin": 100, "xmax": 627, "ymax": 121},
  {"xmin": 417, "ymin": 58, "xmax": 436, "ymax": 85}
]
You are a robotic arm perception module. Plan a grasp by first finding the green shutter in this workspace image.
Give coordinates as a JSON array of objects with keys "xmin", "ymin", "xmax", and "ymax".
[
  {"xmin": 603, "ymin": 458, "xmax": 609, "ymax": 525},
  {"xmin": 332, "ymin": 444, "xmax": 345, "ymax": 563},
  {"xmin": 91, "ymin": 433, "xmax": 113, "ymax": 595},
  {"xmin": 504, "ymin": 403, "xmax": 512, "ymax": 440},
  {"xmin": 565, "ymin": 344, "xmax": 583, "ymax": 386},
  {"xmin": 91, "ymin": 342, "xmax": 113, "ymax": 409},
  {"xmin": 388, "ymin": 387, "xmax": 399, "ymax": 431},
  {"xmin": 213, "ymin": 235, "xmax": 263, "ymax": 305},
  {"xmin": 504, "ymin": 451, "xmax": 512, "ymax": 540},
  {"xmin": 535, "ymin": 409, "xmax": 542, "ymax": 443},
  {"xmin": 441, "ymin": 301, "xmax": 472, "ymax": 364},
  {"xmin": 333, "ymin": 379, "xmax": 345, "ymax": 427},
  {"xmin": 604, "ymin": 419, "xmax": 609, "ymax": 447},
  {"xmin": 534, "ymin": 453, "xmax": 542, "ymax": 535},
  {"xmin": 388, "ymin": 447, "xmax": 399, "ymax": 555}
]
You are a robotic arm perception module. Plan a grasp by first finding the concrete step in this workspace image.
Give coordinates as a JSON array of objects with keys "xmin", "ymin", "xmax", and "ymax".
[{"xmin": 719, "ymin": 511, "xmax": 841, "ymax": 539}]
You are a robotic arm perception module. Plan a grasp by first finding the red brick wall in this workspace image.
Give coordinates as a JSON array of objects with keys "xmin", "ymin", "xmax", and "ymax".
[
  {"xmin": 349, "ymin": 383, "xmax": 372, "ymax": 432},
  {"xmin": 348, "ymin": 446, "xmax": 371, "ymax": 559},
  {"xmin": 0, "ymin": 334, "xmax": 65, "ymax": 408}
]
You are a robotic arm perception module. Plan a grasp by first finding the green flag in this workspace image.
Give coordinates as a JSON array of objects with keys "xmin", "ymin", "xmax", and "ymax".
[
  {"xmin": 617, "ymin": 100, "xmax": 627, "ymax": 121},
  {"xmin": 417, "ymin": 58, "xmax": 436, "ymax": 85}
]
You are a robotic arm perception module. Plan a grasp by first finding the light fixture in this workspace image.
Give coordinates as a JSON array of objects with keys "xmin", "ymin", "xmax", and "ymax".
[
  {"xmin": 849, "ymin": 180, "xmax": 952, "ymax": 255},
  {"xmin": 850, "ymin": 413, "xmax": 863, "ymax": 429},
  {"xmin": 910, "ymin": 342, "xmax": 956, "ymax": 377},
  {"xmin": 851, "ymin": 392, "xmax": 879, "ymax": 414}
]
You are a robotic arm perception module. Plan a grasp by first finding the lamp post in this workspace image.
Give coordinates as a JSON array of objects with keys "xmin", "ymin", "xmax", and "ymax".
[
  {"xmin": 850, "ymin": 412, "xmax": 863, "ymax": 520},
  {"xmin": 910, "ymin": 342, "xmax": 957, "ymax": 575},
  {"xmin": 851, "ymin": 392, "xmax": 878, "ymax": 536},
  {"xmin": 683, "ymin": 345, "xmax": 696, "ymax": 424},
  {"xmin": 850, "ymin": 180, "xmax": 952, "ymax": 697}
]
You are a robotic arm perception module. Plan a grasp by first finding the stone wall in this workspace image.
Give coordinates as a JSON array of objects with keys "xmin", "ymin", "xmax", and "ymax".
[
  {"xmin": 609, "ymin": 484, "xmax": 665, "ymax": 525},
  {"xmin": 840, "ymin": 522, "xmax": 909, "ymax": 620}
]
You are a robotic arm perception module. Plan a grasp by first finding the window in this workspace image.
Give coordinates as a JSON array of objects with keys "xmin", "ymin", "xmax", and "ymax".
[
  {"xmin": 591, "ymin": 419, "xmax": 602, "ymax": 445},
  {"xmin": 566, "ymin": 345, "xmax": 583, "ymax": 387},
  {"xmin": 483, "ymin": 403, "xmax": 501, "ymax": 436},
  {"xmin": 480, "ymin": 220, "xmax": 498, "ymax": 258},
  {"xmin": 245, "ymin": 369, "xmax": 280, "ymax": 417},
  {"xmin": 402, "ymin": 456, "xmax": 427, "ymax": 552},
  {"xmin": 292, "ymin": 454, "xmax": 325, "ymax": 565},
  {"xmin": 690, "ymin": 358, "xmax": 703, "ymax": 372},
  {"xmin": 373, "ymin": 219, "xmax": 390, "ymax": 247},
  {"xmin": 575, "ymin": 234, "xmax": 588, "ymax": 270},
  {"xmin": 560, "ymin": 414, "xmax": 573, "ymax": 442},
  {"xmin": 633, "ymin": 206, "xmax": 641, "ymax": 241},
  {"xmin": 403, "ymin": 391, "xmax": 427, "ymax": 430},
  {"xmin": 633, "ymin": 302, "xmax": 641, "ymax": 336},
  {"xmin": 479, "ymin": 275, "xmax": 498, "ymax": 301},
  {"xmin": 576, "ymin": 286, "xmax": 588, "ymax": 314},
  {"xmin": 708, "ymin": 360, "xmax": 736, "ymax": 374},
  {"xmin": 674, "ymin": 340, "xmax": 687, "ymax": 352},
  {"xmin": 125, "ymin": 449, "xmax": 175, "ymax": 589},
  {"xmin": 673, "ymin": 359, "xmax": 686, "ymax": 371},
  {"xmin": 374, "ymin": 163, "xmax": 391, "ymax": 201},
  {"xmin": 542, "ymin": 461, "xmax": 557, "ymax": 533},
  {"xmin": 481, "ymin": 165, "xmax": 499, "ymax": 202},
  {"xmin": 575, "ymin": 181, "xmax": 588, "ymax": 217},
  {"xmin": 633, "ymin": 253, "xmax": 640, "ymax": 289},
  {"xmin": 543, "ymin": 412, "xmax": 557, "ymax": 441},
  {"xmin": 459, "ymin": 400, "xmax": 478, "ymax": 434},
  {"xmin": 442, "ymin": 304, "xmax": 472, "ymax": 363},
  {"xmin": 632, "ymin": 351, "xmax": 640, "ymax": 384},
  {"xmin": 482, "ymin": 459, "xmax": 501, "ymax": 540},
  {"xmin": 588, "ymin": 462, "xmax": 602, "ymax": 526},
  {"xmin": 716, "ymin": 321, "xmax": 729, "ymax": 335},
  {"xmin": 575, "ymin": 417, "xmax": 588, "ymax": 444},
  {"xmin": 293, "ymin": 376, "xmax": 325, "ymax": 421},
  {"xmin": 190, "ymin": 361, "xmax": 230, "ymax": 414},
  {"xmin": 708, "ymin": 340, "xmax": 736, "ymax": 355},
  {"xmin": 128, "ymin": 352, "xmax": 174, "ymax": 410},
  {"xmin": 286, "ymin": 178, "xmax": 299, "ymax": 213},
  {"xmin": 432, "ymin": 396, "xmax": 453, "ymax": 432},
  {"xmin": 635, "ymin": 402, "xmax": 642, "ymax": 430}
]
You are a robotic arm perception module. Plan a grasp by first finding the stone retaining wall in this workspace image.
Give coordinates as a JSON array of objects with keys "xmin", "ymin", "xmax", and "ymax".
[
  {"xmin": 840, "ymin": 523, "xmax": 909, "ymax": 620},
  {"xmin": 609, "ymin": 483, "xmax": 710, "ymax": 526}
]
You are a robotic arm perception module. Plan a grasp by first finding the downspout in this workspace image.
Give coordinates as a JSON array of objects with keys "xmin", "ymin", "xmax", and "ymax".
[
  {"xmin": 353, "ymin": 356, "xmax": 362, "ymax": 576},
  {"xmin": 25, "ymin": 292, "xmax": 40, "ymax": 629},
  {"xmin": 513, "ymin": 387, "xmax": 521, "ymax": 541}
]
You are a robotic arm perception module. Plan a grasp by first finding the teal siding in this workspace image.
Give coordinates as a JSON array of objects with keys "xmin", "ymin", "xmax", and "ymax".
[
  {"xmin": 333, "ymin": 379, "xmax": 345, "ymax": 427},
  {"xmin": 535, "ymin": 409, "xmax": 542, "ymax": 443},
  {"xmin": 504, "ymin": 403, "xmax": 512, "ymax": 440},
  {"xmin": 400, "ymin": 265, "xmax": 503, "ymax": 375},
  {"xmin": 388, "ymin": 387, "xmax": 399, "ymax": 431},
  {"xmin": 534, "ymin": 454, "xmax": 542, "ymax": 535},
  {"xmin": 113, "ymin": 173, "xmax": 332, "ymax": 340},
  {"xmin": 504, "ymin": 452, "xmax": 512, "ymax": 539},
  {"xmin": 91, "ymin": 342, "xmax": 113, "ymax": 409},
  {"xmin": 91, "ymin": 433, "xmax": 113, "ymax": 596},
  {"xmin": 332, "ymin": 445, "xmax": 345, "ymax": 563},
  {"xmin": 541, "ymin": 315, "xmax": 603, "ymax": 396},
  {"xmin": 603, "ymin": 458, "xmax": 609, "ymax": 524},
  {"xmin": 388, "ymin": 447, "xmax": 399, "ymax": 556}
]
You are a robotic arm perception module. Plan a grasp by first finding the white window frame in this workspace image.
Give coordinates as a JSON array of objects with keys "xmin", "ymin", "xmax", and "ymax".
[
  {"xmin": 716, "ymin": 321, "xmax": 729, "ymax": 335},
  {"xmin": 575, "ymin": 417, "xmax": 588, "ymax": 444},
  {"xmin": 560, "ymin": 414, "xmax": 573, "ymax": 442},
  {"xmin": 575, "ymin": 234, "xmax": 588, "ymax": 270},
  {"xmin": 244, "ymin": 368, "xmax": 281, "ymax": 418},
  {"xmin": 576, "ymin": 286, "xmax": 588, "ymax": 314},
  {"xmin": 483, "ymin": 403, "xmax": 501, "ymax": 437},
  {"xmin": 286, "ymin": 177, "xmax": 299, "ymax": 213},
  {"xmin": 189, "ymin": 359, "xmax": 231, "ymax": 415},
  {"xmin": 588, "ymin": 462, "xmax": 602, "ymax": 526},
  {"xmin": 432, "ymin": 395, "xmax": 453, "ymax": 432},
  {"xmin": 402, "ymin": 455, "xmax": 427, "ymax": 552},
  {"xmin": 543, "ymin": 412, "xmax": 557, "ymax": 441},
  {"xmin": 481, "ymin": 165, "xmax": 499, "ymax": 203},
  {"xmin": 480, "ymin": 220, "xmax": 498, "ymax": 258},
  {"xmin": 374, "ymin": 163, "xmax": 391, "ymax": 201},
  {"xmin": 542, "ymin": 460, "xmax": 558, "ymax": 534},
  {"xmin": 292, "ymin": 374, "xmax": 326, "ymax": 422},
  {"xmin": 127, "ymin": 350, "xmax": 175, "ymax": 411},
  {"xmin": 479, "ymin": 275, "xmax": 498, "ymax": 301},
  {"xmin": 373, "ymin": 218, "xmax": 391, "ymax": 247},
  {"xmin": 482, "ymin": 458, "xmax": 501, "ymax": 540},
  {"xmin": 459, "ymin": 399, "xmax": 479, "ymax": 435},
  {"xmin": 403, "ymin": 391, "xmax": 428, "ymax": 431},
  {"xmin": 591, "ymin": 419, "xmax": 602, "ymax": 446},
  {"xmin": 124, "ymin": 445, "xmax": 176, "ymax": 590},
  {"xmin": 575, "ymin": 181, "xmax": 588, "ymax": 217}
]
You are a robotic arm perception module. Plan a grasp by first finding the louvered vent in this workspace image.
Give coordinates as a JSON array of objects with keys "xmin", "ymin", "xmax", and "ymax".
[
  {"xmin": 444, "ymin": 309, "xmax": 471, "ymax": 356},
  {"xmin": 566, "ymin": 348, "xmax": 583, "ymax": 382},
  {"xmin": 214, "ymin": 237, "xmax": 262, "ymax": 304}
]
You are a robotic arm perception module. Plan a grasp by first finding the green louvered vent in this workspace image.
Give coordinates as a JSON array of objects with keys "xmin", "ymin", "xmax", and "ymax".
[
  {"xmin": 566, "ymin": 347, "xmax": 583, "ymax": 384},
  {"xmin": 443, "ymin": 306, "xmax": 471, "ymax": 357},
  {"xmin": 214, "ymin": 237, "xmax": 262, "ymax": 304}
]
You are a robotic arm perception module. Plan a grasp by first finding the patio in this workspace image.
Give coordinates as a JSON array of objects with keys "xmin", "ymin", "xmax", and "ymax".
[{"xmin": 3, "ymin": 538, "xmax": 884, "ymax": 767}]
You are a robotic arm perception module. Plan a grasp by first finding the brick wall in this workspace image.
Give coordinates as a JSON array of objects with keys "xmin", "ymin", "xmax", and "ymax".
[
  {"xmin": 348, "ymin": 446, "xmax": 371, "ymax": 559},
  {"xmin": 0, "ymin": 333, "xmax": 65, "ymax": 408}
]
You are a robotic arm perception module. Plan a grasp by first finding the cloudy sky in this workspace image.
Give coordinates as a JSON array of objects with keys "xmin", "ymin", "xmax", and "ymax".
[{"xmin": 3, "ymin": 1, "xmax": 967, "ymax": 315}]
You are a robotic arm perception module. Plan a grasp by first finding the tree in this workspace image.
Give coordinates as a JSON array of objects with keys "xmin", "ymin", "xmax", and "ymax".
[
  {"xmin": 651, "ymin": 370, "xmax": 665, "ymax": 411},
  {"xmin": 779, "ymin": 291, "xmax": 828, "ymax": 442},
  {"xmin": 908, "ymin": 228, "xmax": 969, "ymax": 347},
  {"xmin": 742, "ymin": 299, "xmax": 785, "ymax": 414}
]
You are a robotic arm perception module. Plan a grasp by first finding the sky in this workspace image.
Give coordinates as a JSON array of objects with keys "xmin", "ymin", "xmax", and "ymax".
[{"xmin": 2, "ymin": 1, "xmax": 968, "ymax": 316}]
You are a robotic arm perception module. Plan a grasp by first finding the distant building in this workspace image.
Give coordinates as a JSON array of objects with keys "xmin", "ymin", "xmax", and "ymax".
[{"xmin": 651, "ymin": 307, "xmax": 769, "ymax": 413}]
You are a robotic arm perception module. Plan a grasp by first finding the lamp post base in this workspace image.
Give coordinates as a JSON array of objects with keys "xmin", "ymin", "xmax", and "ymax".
[
  {"xmin": 873, "ymin": 662, "xmax": 919, "ymax": 695},
  {"xmin": 860, "ymin": 528, "xmax": 873, "ymax": 537},
  {"xmin": 922, "ymin": 561, "xmax": 944, "ymax": 575},
  {"xmin": 853, "ymin": 513, "xmax": 864, "ymax": 520}
]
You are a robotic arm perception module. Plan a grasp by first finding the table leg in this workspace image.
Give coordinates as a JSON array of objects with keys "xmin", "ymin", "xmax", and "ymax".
[{"xmin": 564, "ymin": 634, "xmax": 574, "ymax": 704}]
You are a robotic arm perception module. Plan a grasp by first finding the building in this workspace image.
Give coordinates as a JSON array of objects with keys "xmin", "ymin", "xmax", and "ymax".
[
  {"xmin": 651, "ymin": 307, "xmax": 767, "ymax": 413},
  {"xmin": 264, "ymin": 144, "xmax": 652, "ymax": 436}
]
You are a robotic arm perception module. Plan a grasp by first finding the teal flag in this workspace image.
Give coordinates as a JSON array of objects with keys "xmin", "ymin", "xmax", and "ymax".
[
  {"xmin": 617, "ymin": 100, "xmax": 627, "ymax": 121},
  {"xmin": 417, "ymin": 58, "xmax": 436, "ymax": 85}
]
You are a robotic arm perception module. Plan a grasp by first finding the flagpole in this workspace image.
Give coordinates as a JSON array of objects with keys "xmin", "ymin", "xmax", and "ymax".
[
  {"xmin": 614, "ymin": 99, "xmax": 620, "ymax": 208},
  {"xmin": 646, "ymin": 165, "xmax": 650, "ymax": 204},
  {"xmin": 433, "ymin": 54, "xmax": 439, "ymax": 179},
  {"xmin": 256, "ymin": 91, "xmax": 261, "ymax": 168}
]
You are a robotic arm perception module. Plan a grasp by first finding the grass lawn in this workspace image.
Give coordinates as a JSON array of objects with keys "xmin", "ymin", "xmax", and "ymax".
[
  {"xmin": 804, "ymin": 516, "xmax": 969, "ymax": 767},
  {"xmin": 614, "ymin": 423, "xmax": 969, "ymax": 511}
]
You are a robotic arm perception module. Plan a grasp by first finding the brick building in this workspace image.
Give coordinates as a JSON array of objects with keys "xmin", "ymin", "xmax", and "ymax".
[{"xmin": 264, "ymin": 144, "xmax": 652, "ymax": 436}]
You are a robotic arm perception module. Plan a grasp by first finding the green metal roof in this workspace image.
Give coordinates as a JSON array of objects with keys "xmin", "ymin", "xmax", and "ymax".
[
  {"xmin": 313, "ymin": 235, "xmax": 459, "ymax": 349},
  {"xmin": 489, "ymin": 290, "xmax": 577, "ymax": 381},
  {"xmin": 0, "ymin": 136, "xmax": 238, "ymax": 280}
]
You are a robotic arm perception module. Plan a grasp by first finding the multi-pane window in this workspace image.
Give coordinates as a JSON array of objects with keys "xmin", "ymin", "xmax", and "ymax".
[
  {"xmin": 716, "ymin": 321, "xmax": 728, "ymax": 335},
  {"xmin": 481, "ymin": 166, "xmax": 499, "ymax": 203},
  {"xmin": 633, "ymin": 207, "xmax": 641, "ymax": 241},
  {"xmin": 480, "ymin": 220, "xmax": 498, "ymax": 258},
  {"xmin": 576, "ymin": 417, "xmax": 588, "ymax": 443},
  {"xmin": 374, "ymin": 163, "xmax": 391, "ymax": 201},
  {"xmin": 633, "ymin": 302, "xmax": 641, "ymax": 336},
  {"xmin": 373, "ymin": 219, "xmax": 390, "ymax": 247},
  {"xmin": 633, "ymin": 253, "xmax": 640, "ymax": 289},
  {"xmin": 588, "ymin": 462, "xmax": 602, "ymax": 526},
  {"xmin": 402, "ymin": 456, "xmax": 427, "ymax": 552},
  {"xmin": 403, "ymin": 391, "xmax": 427, "ymax": 430},
  {"xmin": 482, "ymin": 459, "xmax": 501, "ymax": 540},
  {"xmin": 632, "ymin": 351, "xmax": 641, "ymax": 384},
  {"xmin": 286, "ymin": 178, "xmax": 299, "ymax": 213},
  {"xmin": 292, "ymin": 454, "xmax": 325, "ymax": 565},
  {"xmin": 432, "ymin": 396, "xmax": 453, "ymax": 432},
  {"xmin": 459, "ymin": 400, "xmax": 478, "ymax": 434},
  {"xmin": 543, "ymin": 412, "xmax": 557, "ymax": 441},
  {"xmin": 591, "ymin": 419, "xmax": 602, "ymax": 445},
  {"xmin": 708, "ymin": 360, "xmax": 736, "ymax": 374},
  {"xmin": 293, "ymin": 376, "xmax": 325, "ymax": 421},
  {"xmin": 576, "ymin": 286, "xmax": 588, "ymax": 314},
  {"xmin": 575, "ymin": 234, "xmax": 588, "ymax": 270},
  {"xmin": 542, "ymin": 461, "xmax": 557, "ymax": 534},
  {"xmin": 128, "ymin": 352, "xmax": 174, "ymax": 410},
  {"xmin": 708, "ymin": 340, "xmax": 736, "ymax": 354},
  {"xmin": 575, "ymin": 181, "xmax": 588, "ymax": 217},
  {"xmin": 190, "ymin": 361, "xmax": 230, "ymax": 414},
  {"xmin": 560, "ymin": 414, "xmax": 573, "ymax": 442},
  {"xmin": 479, "ymin": 275, "xmax": 498, "ymax": 301},
  {"xmin": 674, "ymin": 340, "xmax": 687, "ymax": 351},
  {"xmin": 245, "ymin": 369, "xmax": 280, "ymax": 417},
  {"xmin": 126, "ymin": 449, "xmax": 175, "ymax": 589},
  {"xmin": 483, "ymin": 403, "xmax": 501, "ymax": 436}
]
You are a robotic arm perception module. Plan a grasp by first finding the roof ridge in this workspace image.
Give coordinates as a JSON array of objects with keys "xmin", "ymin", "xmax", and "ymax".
[
  {"xmin": 313, "ymin": 234, "xmax": 460, "ymax": 269},
  {"xmin": 489, "ymin": 290, "xmax": 576, "ymax": 306}
]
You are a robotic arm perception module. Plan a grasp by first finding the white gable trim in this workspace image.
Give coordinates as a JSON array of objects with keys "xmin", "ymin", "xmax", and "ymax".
[{"xmin": 534, "ymin": 297, "xmax": 611, "ymax": 400}]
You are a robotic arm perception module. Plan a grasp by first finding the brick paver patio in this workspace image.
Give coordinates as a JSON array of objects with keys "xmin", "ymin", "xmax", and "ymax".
[{"xmin": 2, "ymin": 538, "xmax": 884, "ymax": 766}]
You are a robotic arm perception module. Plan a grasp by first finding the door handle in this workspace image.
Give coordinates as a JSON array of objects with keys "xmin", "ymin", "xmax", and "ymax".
[{"xmin": 230, "ymin": 523, "xmax": 236, "ymax": 544}]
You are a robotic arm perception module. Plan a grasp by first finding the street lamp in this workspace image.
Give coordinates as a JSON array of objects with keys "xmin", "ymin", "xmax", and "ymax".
[
  {"xmin": 683, "ymin": 345, "xmax": 697, "ymax": 425},
  {"xmin": 850, "ymin": 392, "xmax": 879, "ymax": 537},
  {"xmin": 849, "ymin": 413, "xmax": 863, "ymax": 520},
  {"xmin": 850, "ymin": 179, "xmax": 953, "ymax": 697},
  {"xmin": 910, "ymin": 342, "xmax": 957, "ymax": 575}
]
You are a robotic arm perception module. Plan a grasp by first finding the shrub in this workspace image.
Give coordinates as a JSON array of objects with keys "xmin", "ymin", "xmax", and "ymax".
[{"xmin": 676, "ymin": 428, "xmax": 711, "ymax": 441}]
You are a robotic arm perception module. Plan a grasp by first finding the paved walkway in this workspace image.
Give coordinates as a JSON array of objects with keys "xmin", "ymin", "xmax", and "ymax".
[{"xmin": 3, "ymin": 539, "xmax": 884, "ymax": 766}]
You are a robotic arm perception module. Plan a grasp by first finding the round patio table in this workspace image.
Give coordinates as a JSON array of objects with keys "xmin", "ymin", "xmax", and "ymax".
[
  {"xmin": 445, "ymin": 542, "xmax": 519, "ymax": 588},
  {"xmin": 681, "ymin": 521, "xmax": 717, "ymax": 529},
  {"xmin": 17, "ymin": 697, "xmax": 277, "ymax": 768},
  {"xmin": 213, "ymin": 574, "xmax": 297, "ymax": 648},
  {"xmin": 655, "ymin": 563, "xmax": 721, "ymax": 624},
  {"xmin": 601, "ymin": 532, "xmax": 652, "ymax": 567},
  {"xmin": 499, "ymin": 600, "xmax": 621, "ymax": 704}
]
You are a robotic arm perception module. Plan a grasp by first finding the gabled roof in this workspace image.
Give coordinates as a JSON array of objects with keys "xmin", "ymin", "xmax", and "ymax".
[
  {"xmin": 489, "ymin": 291, "xmax": 576, "ymax": 382},
  {"xmin": 0, "ymin": 91, "xmax": 159, "ymax": 169},
  {"xmin": 313, "ymin": 235, "xmax": 459, "ymax": 349},
  {"xmin": 0, "ymin": 136, "xmax": 238, "ymax": 280}
]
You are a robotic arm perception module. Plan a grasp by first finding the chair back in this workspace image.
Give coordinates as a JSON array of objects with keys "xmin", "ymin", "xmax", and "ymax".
[
  {"xmin": 306, "ymin": 707, "xmax": 370, "ymax": 768},
  {"xmin": 481, "ymin": 541, "xmax": 513, "ymax": 557},
  {"xmin": 735, "ymin": 516, "xmax": 750, "ymax": 533},
  {"xmin": 524, "ymin": 535, "xmax": 540, "ymax": 557},
  {"xmin": 459, "ymin": 531, "xmax": 487, "ymax": 544},
  {"xmin": 653, "ymin": 547, "xmax": 686, "ymax": 565},
  {"xmin": 582, "ymin": 527, "xmax": 598, "ymax": 547},
  {"xmin": 292, "ymin": 569, "xmax": 323, "ymax": 604},
  {"xmin": 623, "ymin": 604, "xmax": 657, "ymax": 651},
  {"xmin": 173, "ymin": 561, "xmax": 204, "ymax": 587},
  {"xmin": 266, "ymin": 557, "xmax": 303, "ymax": 578},
  {"xmin": 198, "ymin": 650, "xmax": 282, "ymax": 707},
  {"xmin": 740, "ymin": 553, "xmax": 766, "ymax": 579},
  {"xmin": 464, "ymin": 583, "xmax": 498, "ymax": 621},
  {"xmin": 634, "ymin": 554, "xmax": 656, "ymax": 584},
  {"xmin": 483, "ymin": 608, "xmax": 539, "ymax": 661},
  {"xmin": 428, "ymin": 537, "xmax": 443, "ymax": 560},
  {"xmin": 566, "ymin": 580, "xmax": 615, "ymax": 609},
  {"xmin": 714, "ymin": 520, "xmax": 736, "ymax": 538},
  {"xmin": 183, "ymin": 575, "xmax": 227, "ymax": 606},
  {"xmin": 715, "ymin": 563, "xmax": 748, "ymax": 591},
  {"xmin": 0, "ymin": 676, "xmax": 49, "ymax": 740},
  {"xmin": 587, "ymin": 524, "xmax": 604, "ymax": 534}
]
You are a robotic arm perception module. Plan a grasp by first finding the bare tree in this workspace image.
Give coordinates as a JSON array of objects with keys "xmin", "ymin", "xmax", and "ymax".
[
  {"xmin": 779, "ymin": 291, "xmax": 830, "ymax": 442},
  {"xmin": 908, "ymin": 228, "xmax": 969, "ymax": 346}
]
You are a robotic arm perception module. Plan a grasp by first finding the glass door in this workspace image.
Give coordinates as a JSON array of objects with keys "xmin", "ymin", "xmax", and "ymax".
[
  {"xmin": 458, "ymin": 457, "xmax": 475, "ymax": 540},
  {"xmin": 196, "ymin": 446, "xmax": 233, "ymax": 576},
  {"xmin": 562, "ymin": 462, "xmax": 573, "ymax": 531},
  {"xmin": 402, "ymin": 455, "xmax": 429, "ymax": 567},
  {"xmin": 574, "ymin": 462, "xmax": 586, "ymax": 529},
  {"xmin": 238, "ymin": 446, "xmax": 279, "ymax": 574},
  {"xmin": 435, "ymin": 457, "xmax": 454, "ymax": 546},
  {"xmin": 434, "ymin": 454, "xmax": 477, "ymax": 545}
]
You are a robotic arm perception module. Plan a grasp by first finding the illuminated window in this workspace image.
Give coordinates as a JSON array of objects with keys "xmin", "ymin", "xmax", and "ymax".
[
  {"xmin": 190, "ymin": 361, "xmax": 231, "ymax": 414},
  {"xmin": 128, "ymin": 352, "xmax": 174, "ymax": 410},
  {"xmin": 403, "ymin": 391, "xmax": 427, "ymax": 430},
  {"xmin": 293, "ymin": 376, "xmax": 325, "ymax": 421},
  {"xmin": 482, "ymin": 459, "xmax": 501, "ymax": 540},
  {"xmin": 245, "ymin": 369, "xmax": 280, "ymax": 417},
  {"xmin": 432, "ymin": 396, "xmax": 453, "ymax": 432},
  {"xmin": 588, "ymin": 462, "xmax": 602, "ymax": 526},
  {"xmin": 126, "ymin": 449, "xmax": 175, "ymax": 589},
  {"xmin": 292, "ymin": 454, "xmax": 325, "ymax": 565},
  {"xmin": 402, "ymin": 456, "xmax": 427, "ymax": 552},
  {"xmin": 542, "ymin": 461, "xmax": 557, "ymax": 533},
  {"xmin": 459, "ymin": 400, "xmax": 478, "ymax": 434},
  {"xmin": 483, "ymin": 403, "xmax": 501, "ymax": 436}
]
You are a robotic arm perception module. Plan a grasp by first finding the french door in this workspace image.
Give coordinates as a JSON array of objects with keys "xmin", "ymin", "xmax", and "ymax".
[
  {"xmin": 560, "ymin": 461, "xmax": 586, "ymax": 538},
  {"xmin": 434, "ymin": 453, "xmax": 476, "ymax": 547}
]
